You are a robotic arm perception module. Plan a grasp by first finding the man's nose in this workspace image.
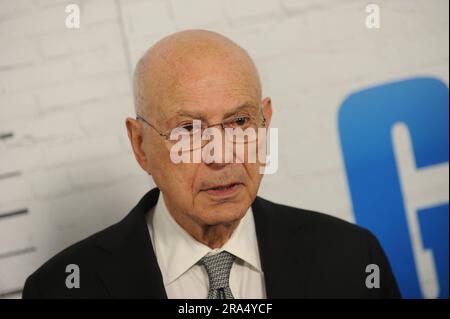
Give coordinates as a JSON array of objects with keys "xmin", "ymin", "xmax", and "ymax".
[
  {"xmin": 201, "ymin": 126, "xmax": 233, "ymax": 165},
  {"xmin": 205, "ymin": 161, "xmax": 229, "ymax": 170},
  {"xmin": 204, "ymin": 139, "xmax": 232, "ymax": 169}
]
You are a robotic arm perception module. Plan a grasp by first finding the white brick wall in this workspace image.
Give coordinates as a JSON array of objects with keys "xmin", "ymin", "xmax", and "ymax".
[{"xmin": 0, "ymin": 0, "xmax": 448, "ymax": 298}]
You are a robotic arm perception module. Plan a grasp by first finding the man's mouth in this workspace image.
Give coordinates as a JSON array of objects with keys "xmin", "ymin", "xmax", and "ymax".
[{"xmin": 203, "ymin": 182, "xmax": 243, "ymax": 197}]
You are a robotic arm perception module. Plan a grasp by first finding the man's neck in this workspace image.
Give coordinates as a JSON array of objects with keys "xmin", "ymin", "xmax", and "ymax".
[{"xmin": 171, "ymin": 212, "xmax": 240, "ymax": 249}]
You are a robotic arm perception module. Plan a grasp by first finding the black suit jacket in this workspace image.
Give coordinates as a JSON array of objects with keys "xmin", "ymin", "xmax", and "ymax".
[{"xmin": 23, "ymin": 188, "xmax": 400, "ymax": 298}]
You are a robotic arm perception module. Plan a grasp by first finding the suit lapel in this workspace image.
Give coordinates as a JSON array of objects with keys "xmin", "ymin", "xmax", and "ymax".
[
  {"xmin": 252, "ymin": 196, "xmax": 310, "ymax": 298},
  {"xmin": 95, "ymin": 188, "xmax": 167, "ymax": 298},
  {"xmin": 93, "ymin": 188, "xmax": 310, "ymax": 298}
]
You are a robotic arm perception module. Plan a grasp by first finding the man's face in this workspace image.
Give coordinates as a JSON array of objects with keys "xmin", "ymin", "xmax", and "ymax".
[{"xmin": 139, "ymin": 61, "xmax": 272, "ymax": 227}]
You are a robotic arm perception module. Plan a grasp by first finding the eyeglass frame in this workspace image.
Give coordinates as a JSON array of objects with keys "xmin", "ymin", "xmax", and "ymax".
[{"xmin": 136, "ymin": 107, "xmax": 267, "ymax": 141}]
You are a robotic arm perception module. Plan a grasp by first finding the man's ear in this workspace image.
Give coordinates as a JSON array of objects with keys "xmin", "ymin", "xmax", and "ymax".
[
  {"xmin": 126, "ymin": 117, "xmax": 151, "ymax": 174},
  {"xmin": 262, "ymin": 97, "xmax": 273, "ymax": 128}
]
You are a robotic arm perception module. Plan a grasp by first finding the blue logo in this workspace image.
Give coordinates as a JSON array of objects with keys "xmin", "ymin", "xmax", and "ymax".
[{"xmin": 338, "ymin": 77, "xmax": 449, "ymax": 298}]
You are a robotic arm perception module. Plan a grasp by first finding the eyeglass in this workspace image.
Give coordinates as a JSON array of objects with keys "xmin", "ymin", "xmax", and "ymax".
[{"xmin": 136, "ymin": 109, "xmax": 266, "ymax": 151}]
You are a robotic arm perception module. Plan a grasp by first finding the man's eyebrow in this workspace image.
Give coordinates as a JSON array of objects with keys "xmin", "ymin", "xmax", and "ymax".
[
  {"xmin": 174, "ymin": 109, "xmax": 206, "ymax": 119},
  {"xmin": 171, "ymin": 102, "xmax": 259, "ymax": 121},
  {"xmin": 223, "ymin": 102, "xmax": 259, "ymax": 118}
]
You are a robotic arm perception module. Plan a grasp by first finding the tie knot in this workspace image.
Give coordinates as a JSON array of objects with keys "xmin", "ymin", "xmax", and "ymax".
[{"xmin": 200, "ymin": 251, "xmax": 236, "ymax": 290}]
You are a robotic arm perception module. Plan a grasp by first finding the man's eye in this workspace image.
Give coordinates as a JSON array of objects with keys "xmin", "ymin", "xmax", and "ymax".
[
  {"xmin": 180, "ymin": 124, "xmax": 194, "ymax": 132},
  {"xmin": 233, "ymin": 117, "xmax": 250, "ymax": 126}
]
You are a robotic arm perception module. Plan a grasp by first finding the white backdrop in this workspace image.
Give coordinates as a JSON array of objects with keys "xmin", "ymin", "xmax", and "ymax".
[{"xmin": 0, "ymin": 0, "xmax": 448, "ymax": 298}]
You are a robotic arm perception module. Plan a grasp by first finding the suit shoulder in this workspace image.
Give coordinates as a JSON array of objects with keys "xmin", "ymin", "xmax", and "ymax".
[
  {"xmin": 255, "ymin": 196, "xmax": 371, "ymax": 239},
  {"xmin": 25, "ymin": 221, "xmax": 119, "ymax": 288}
]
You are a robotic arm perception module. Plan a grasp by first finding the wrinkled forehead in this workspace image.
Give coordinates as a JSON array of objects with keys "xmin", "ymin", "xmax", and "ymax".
[{"xmin": 148, "ymin": 54, "xmax": 261, "ymax": 122}]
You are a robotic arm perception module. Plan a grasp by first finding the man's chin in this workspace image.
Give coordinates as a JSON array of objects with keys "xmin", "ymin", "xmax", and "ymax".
[
  {"xmin": 194, "ymin": 187, "xmax": 252, "ymax": 224},
  {"xmin": 198, "ymin": 204, "xmax": 249, "ymax": 226}
]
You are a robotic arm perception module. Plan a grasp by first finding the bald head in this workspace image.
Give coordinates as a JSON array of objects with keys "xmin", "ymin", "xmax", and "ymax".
[{"xmin": 133, "ymin": 29, "xmax": 262, "ymax": 118}]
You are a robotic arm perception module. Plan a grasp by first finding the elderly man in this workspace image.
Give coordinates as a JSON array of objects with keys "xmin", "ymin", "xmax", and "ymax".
[{"xmin": 23, "ymin": 30, "xmax": 400, "ymax": 299}]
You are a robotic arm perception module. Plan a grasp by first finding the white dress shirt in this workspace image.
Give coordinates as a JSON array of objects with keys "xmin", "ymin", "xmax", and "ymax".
[{"xmin": 146, "ymin": 193, "xmax": 266, "ymax": 299}]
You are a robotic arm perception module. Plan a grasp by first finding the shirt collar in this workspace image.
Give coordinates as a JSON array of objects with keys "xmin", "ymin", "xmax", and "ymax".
[{"xmin": 148, "ymin": 192, "xmax": 263, "ymax": 286}]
